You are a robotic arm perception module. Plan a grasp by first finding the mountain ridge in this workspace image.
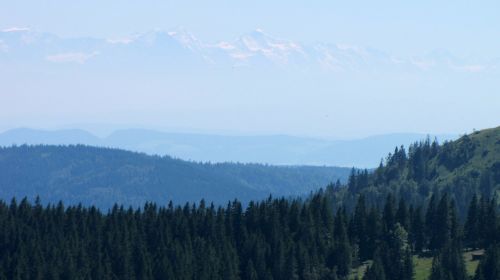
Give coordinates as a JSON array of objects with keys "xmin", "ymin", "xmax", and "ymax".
[
  {"xmin": 0, "ymin": 144, "xmax": 351, "ymax": 208},
  {"xmin": 0, "ymin": 127, "xmax": 458, "ymax": 168},
  {"xmin": 1, "ymin": 27, "xmax": 496, "ymax": 73}
]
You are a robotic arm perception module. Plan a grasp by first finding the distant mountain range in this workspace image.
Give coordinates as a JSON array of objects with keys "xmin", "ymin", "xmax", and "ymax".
[
  {"xmin": 0, "ymin": 128, "xmax": 458, "ymax": 168},
  {"xmin": 1, "ymin": 27, "xmax": 496, "ymax": 73},
  {"xmin": 0, "ymin": 145, "xmax": 351, "ymax": 208}
]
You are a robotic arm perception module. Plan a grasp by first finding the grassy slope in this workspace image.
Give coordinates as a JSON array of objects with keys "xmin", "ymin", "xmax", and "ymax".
[
  {"xmin": 433, "ymin": 126, "xmax": 500, "ymax": 184},
  {"xmin": 413, "ymin": 250, "xmax": 482, "ymax": 280},
  {"xmin": 349, "ymin": 261, "xmax": 371, "ymax": 279},
  {"xmin": 351, "ymin": 250, "xmax": 482, "ymax": 280}
]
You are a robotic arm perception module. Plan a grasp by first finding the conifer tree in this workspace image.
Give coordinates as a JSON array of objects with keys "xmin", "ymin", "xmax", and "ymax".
[
  {"xmin": 429, "ymin": 196, "xmax": 467, "ymax": 280},
  {"xmin": 245, "ymin": 260, "xmax": 258, "ymax": 280},
  {"xmin": 396, "ymin": 198, "xmax": 410, "ymax": 231},
  {"xmin": 363, "ymin": 252, "xmax": 386, "ymax": 280},
  {"xmin": 353, "ymin": 195, "xmax": 369, "ymax": 261},
  {"xmin": 474, "ymin": 245, "xmax": 500, "ymax": 280},
  {"xmin": 409, "ymin": 206, "xmax": 425, "ymax": 253},
  {"xmin": 425, "ymin": 194, "xmax": 438, "ymax": 249},
  {"xmin": 429, "ymin": 243, "xmax": 467, "ymax": 280},
  {"xmin": 333, "ymin": 209, "xmax": 352, "ymax": 278},
  {"xmin": 382, "ymin": 194, "xmax": 396, "ymax": 234}
]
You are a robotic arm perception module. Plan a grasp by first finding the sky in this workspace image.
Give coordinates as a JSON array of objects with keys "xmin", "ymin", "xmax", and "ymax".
[{"xmin": 1, "ymin": 0, "xmax": 499, "ymax": 138}]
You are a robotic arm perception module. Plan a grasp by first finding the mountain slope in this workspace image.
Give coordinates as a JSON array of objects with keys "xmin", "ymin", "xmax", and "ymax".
[
  {"xmin": 0, "ymin": 145, "xmax": 350, "ymax": 208},
  {"xmin": 328, "ymin": 126, "xmax": 500, "ymax": 217}
]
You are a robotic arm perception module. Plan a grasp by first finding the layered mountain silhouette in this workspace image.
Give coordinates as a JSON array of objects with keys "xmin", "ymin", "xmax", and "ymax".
[
  {"xmin": 0, "ymin": 144, "xmax": 352, "ymax": 208},
  {"xmin": 0, "ymin": 128, "xmax": 457, "ymax": 167}
]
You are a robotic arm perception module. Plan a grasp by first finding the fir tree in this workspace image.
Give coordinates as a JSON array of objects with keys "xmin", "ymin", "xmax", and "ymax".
[
  {"xmin": 474, "ymin": 245, "xmax": 500, "ymax": 280},
  {"xmin": 464, "ymin": 195, "xmax": 480, "ymax": 249},
  {"xmin": 363, "ymin": 252, "xmax": 386, "ymax": 280}
]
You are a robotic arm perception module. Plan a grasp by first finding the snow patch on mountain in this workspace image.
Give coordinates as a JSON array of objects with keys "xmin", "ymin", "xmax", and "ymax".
[
  {"xmin": 46, "ymin": 51, "xmax": 99, "ymax": 64},
  {"xmin": 0, "ymin": 27, "xmax": 495, "ymax": 73},
  {"xmin": 2, "ymin": 27, "xmax": 30, "ymax": 33}
]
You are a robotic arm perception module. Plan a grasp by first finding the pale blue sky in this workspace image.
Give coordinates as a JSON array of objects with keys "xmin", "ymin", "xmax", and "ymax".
[{"xmin": 1, "ymin": 1, "xmax": 499, "ymax": 138}]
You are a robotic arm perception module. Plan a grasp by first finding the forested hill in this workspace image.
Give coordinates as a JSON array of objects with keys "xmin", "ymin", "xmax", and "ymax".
[
  {"xmin": 0, "ymin": 145, "xmax": 350, "ymax": 208},
  {"xmin": 0, "ymin": 128, "xmax": 498, "ymax": 280},
  {"xmin": 327, "ymin": 126, "xmax": 500, "ymax": 217}
]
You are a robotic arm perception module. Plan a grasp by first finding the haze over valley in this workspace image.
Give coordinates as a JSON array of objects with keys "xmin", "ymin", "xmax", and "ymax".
[
  {"xmin": 1, "ymin": 1, "xmax": 499, "ymax": 279},
  {"xmin": 0, "ymin": 127, "xmax": 458, "ymax": 168}
]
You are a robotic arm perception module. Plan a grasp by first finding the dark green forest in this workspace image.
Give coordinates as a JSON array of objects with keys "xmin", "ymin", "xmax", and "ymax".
[
  {"xmin": 0, "ymin": 126, "xmax": 499, "ymax": 279},
  {"xmin": 0, "ymin": 192, "xmax": 498, "ymax": 279},
  {"xmin": 0, "ymin": 145, "xmax": 350, "ymax": 208}
]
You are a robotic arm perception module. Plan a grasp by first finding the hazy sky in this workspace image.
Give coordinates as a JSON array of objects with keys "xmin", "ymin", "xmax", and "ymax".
[{"xmin": 1, "ymin": 1, "xmax": 499, "ymax": 138}]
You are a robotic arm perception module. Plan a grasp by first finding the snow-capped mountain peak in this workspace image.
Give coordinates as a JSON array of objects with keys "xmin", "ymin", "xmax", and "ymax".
[
  {"xmin": 166, "ymin": 27, "xmax": 203, "ymax": 52},
  {"xmin": 2, "ymin": 27, "xmax": 31, "ymax": 33},
  {"xmin": 0, "ymin": 28, "xmax": 494, "ymax": 72}
]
